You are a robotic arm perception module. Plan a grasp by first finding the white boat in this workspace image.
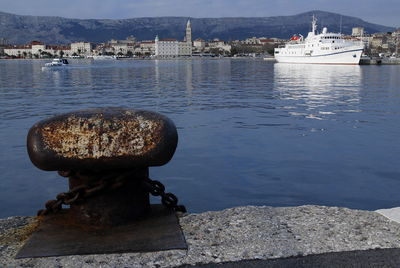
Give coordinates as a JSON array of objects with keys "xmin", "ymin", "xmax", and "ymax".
[
  {"xmin": 274, "ymin": 16, "xmax": 364, "ymax": 65},
  {"xmin": 42, "ymin": 58, "xmax": 69, "ymax": 70}
]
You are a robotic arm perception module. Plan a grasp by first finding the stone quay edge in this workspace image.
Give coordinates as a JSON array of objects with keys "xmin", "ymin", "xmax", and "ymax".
[{"xmin": 1, "ymin": 205, "xmax": 400, "ymax": 267}]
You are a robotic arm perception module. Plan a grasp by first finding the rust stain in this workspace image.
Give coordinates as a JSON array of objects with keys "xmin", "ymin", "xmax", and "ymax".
[
  {"xmin": 47, "ymin": 212, "xmax": 113, "ymax": 231},
  {"xmin": 0, "ymin": 217, "xmax": 41, "ymax": 245},
  {"xmin": 40, "ymin": 113, "xmax": 163, "ymax": 159}
]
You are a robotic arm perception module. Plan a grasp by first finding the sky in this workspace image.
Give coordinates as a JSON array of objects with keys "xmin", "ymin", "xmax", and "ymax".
[{"xmin": 0, "ymin": 0, "xmax": 398, "ymax": 27}]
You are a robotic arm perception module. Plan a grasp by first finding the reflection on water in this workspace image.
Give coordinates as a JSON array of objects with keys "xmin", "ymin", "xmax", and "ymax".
[
  {"xmin": 274, "ymin": 63, "xmax": 362, "ymax": 119},
  {"xmin": 1, "ymin": 59, "xmax": 400, "ymax": 217}
]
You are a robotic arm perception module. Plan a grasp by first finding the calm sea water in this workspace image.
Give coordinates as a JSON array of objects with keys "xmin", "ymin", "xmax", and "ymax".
[{"xmin": 0, "ymin": 59, "xmax": 399, "ymax": 218}]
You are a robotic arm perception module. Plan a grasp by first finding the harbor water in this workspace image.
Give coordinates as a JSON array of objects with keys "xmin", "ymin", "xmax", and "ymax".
[{"xmin": 0, "ymin": 59, "xmax": 399, "ymax": 218}]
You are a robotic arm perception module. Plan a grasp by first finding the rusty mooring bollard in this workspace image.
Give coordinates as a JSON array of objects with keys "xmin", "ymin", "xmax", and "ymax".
[{"xmin": 17, "ymin": 107, "xmax": 187, "ymax": 258}]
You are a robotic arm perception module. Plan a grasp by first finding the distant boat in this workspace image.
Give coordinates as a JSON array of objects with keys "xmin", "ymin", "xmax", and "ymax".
[
  {"xmin": 41, "ymin": 58, "xmax": 69, "ymax": 70},
  {"xmin": 274, "ymin": 16, "xmax": 364, "ymax": 65},
  {"xmin": 92, "ymin": 55, "xmax": 117, "ymax": 60}
]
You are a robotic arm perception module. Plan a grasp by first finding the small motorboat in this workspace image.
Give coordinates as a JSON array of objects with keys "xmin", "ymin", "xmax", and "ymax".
[{"xmin": 42, "ymin": 58, "xmax": 69, "ymax": 70}]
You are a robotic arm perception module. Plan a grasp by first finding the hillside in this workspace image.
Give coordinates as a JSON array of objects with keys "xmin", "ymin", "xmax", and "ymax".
[{"xmin": 0, "ymin": 10, "xmax": 395, "ymax": 44}]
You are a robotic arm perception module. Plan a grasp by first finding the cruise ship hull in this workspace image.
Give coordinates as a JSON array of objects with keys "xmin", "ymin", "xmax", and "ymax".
[{"xmin": 275, "ymin": 48, "xmax": 363, "ymax": 65}]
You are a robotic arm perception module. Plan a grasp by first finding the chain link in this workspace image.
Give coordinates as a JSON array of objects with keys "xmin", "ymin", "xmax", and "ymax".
[
  {"xmin": 142, "ymin": 178, "xmax": 187, "ymax": 213},
  {"xmin": 38, "ymin": 171, "xmax": 187, "ymax": 216},
  {"xmin": 37, "ymin": 171, "xmax": 133, "ymax": 216}
]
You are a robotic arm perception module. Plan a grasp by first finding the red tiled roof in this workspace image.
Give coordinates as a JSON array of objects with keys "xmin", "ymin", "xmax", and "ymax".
[{"xmin": 30, "ymin": 41, "xmax": 43, "ymax": 45}]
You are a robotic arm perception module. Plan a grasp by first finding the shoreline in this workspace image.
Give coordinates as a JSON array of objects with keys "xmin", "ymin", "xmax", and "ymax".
[
  {"xmin": 0, "ymin": 56, "xmax": 267, "ymax": 60},
  {"xmin": 1, "ymin": 205, "xmax": 400, "ymax": 267},
  {"xmin": 2, "ymin": 57, "xmax": 400, "ymax": 65}
]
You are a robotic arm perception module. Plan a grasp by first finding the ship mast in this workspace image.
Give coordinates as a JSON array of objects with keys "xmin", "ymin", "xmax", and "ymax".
[{"xmin": 312, "ymin": 15, "xmax": 317, "ymax": 34}]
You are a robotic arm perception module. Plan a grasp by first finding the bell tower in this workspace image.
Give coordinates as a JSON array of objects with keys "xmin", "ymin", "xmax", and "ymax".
[{"xmin": 185, "ymin": 20, "xmax": 192, "ymax": 44}]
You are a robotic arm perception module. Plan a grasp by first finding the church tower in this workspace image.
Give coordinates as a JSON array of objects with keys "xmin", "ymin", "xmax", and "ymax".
[
  {"xmin": 155, "ymin": 35, "xmax": 159, "ymax": 56},
  {"xmin": 185, "ymin": 19, "xmax": 192, "ymax": 44}
]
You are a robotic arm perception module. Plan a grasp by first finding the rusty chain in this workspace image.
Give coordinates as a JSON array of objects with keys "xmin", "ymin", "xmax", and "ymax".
[
  {"xmin": 38, "ymin": 171, "xmax": 186, "ymax": 216},
  {"xmin": 37, "ymin": 170, "xmax": 134, "ymax": 216},
  {"xmin": 141, "ymin": 178, "xmax": 187, "ymax": 213}
]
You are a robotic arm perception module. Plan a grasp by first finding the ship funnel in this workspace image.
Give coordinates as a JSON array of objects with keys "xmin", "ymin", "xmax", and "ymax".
[{"xmin": 322, "ymin": 27, "xmax": 328, "ymax": 34}]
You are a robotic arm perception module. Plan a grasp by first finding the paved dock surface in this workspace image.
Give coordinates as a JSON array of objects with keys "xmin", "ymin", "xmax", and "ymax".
[
  {"xmin": 179, "ymin": 248, "xmax": 400, "ymax": 267},
  {"xmin": 1, "ymin": 205, "xmax": 400, "ymax": 267}
]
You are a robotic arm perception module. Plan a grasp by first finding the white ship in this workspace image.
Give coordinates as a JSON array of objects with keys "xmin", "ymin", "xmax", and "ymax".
[{"xmin": 274, "ymin": 16, "xmax": 364, "ymax": 65}]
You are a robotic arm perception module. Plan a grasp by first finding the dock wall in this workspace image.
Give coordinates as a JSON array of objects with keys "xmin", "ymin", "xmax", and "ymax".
[{"xmin": 1, "ymin": 205, "xmax": 400, "ymax": 267}]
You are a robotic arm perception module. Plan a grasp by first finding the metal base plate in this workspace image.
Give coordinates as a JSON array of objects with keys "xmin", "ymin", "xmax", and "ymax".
[{"xmin": 16, "ymin": 205, "xmax": 187, "ymax": 258}]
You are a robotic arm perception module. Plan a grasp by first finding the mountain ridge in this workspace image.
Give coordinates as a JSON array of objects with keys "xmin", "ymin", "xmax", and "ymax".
[{"xmin": 0, "ymin": 10, "xmax": 395, "ymax": 44}]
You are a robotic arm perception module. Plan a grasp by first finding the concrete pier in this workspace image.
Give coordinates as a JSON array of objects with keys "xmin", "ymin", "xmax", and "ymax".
[
  {"xmin": 360, "ymin": 57, "xmax": 400, "ymax": 65},
  {"xmin": 1, "ymin": 205, "xmax": 400, "ymax": 267}
]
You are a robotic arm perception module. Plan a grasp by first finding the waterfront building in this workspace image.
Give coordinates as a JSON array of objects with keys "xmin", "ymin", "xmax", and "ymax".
[
  {"xmin": 137, "ymin": 41, "xmax": 156, "ymax": 56},
  {"xmin": 259, "ymin": 38, "xmax": 275, "ymax": 45},
  {"xmin": 155, "ymin": 20, "xmax": 192, "ymax": 58},
  {"xmin": 70, "ymin": 42, "xmax": 92, "ymax": 56},
  {"xmin": 394, "ymin": 30, "xmax": 400, "ymax": 56},
  {"xmin": 45, "ymin": 45, "xmax": 71, "ymax": 57},
  {"xmin": 208, "ymin": 39, "xmax": 231, "ymax": 54},
  {"xmin": 352, "ymin": 27, "xmax": 365, "ymax": 37},
  {"xmin": 95, "ymin": 36, "xmax": 136, "ymax": 56},
  {"xmin": 110, "ymin": 43, "xmax": 129, "ymax": 55},
  {"xmin": 3, "ymin": 41, "xmax": 71, "ymax": 58},
  {"xmin": 155, "ymin": 36, "xmax": 179, "ymax": 57},
  {"xmin": 359, "ymin": 31, "xmax": 400, "ymax": 56},
  {"xmin": 193, "ymin": 38, "xmax": 206, "ymax": 51},
  {"xmin": 30, "ymin": 41, "xmax": 46, "ymax": 56},
  {"xmin": 109, "ymin": 36, "xmax": 136, "ymax": 45},
  {"xmin": 370, "ymin": 34, "xmax": 387, "ymax": 48},
  {"xmin": 243, "ymin": 37, "xmax": 262, "ymax": 45},
  {"xmin": 94, "ymin": 43, "xmax": 113, "ymax": 55},
  {"xmin": 3, "ymin": 45, "xmax": 30, "ymax": 57}
]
